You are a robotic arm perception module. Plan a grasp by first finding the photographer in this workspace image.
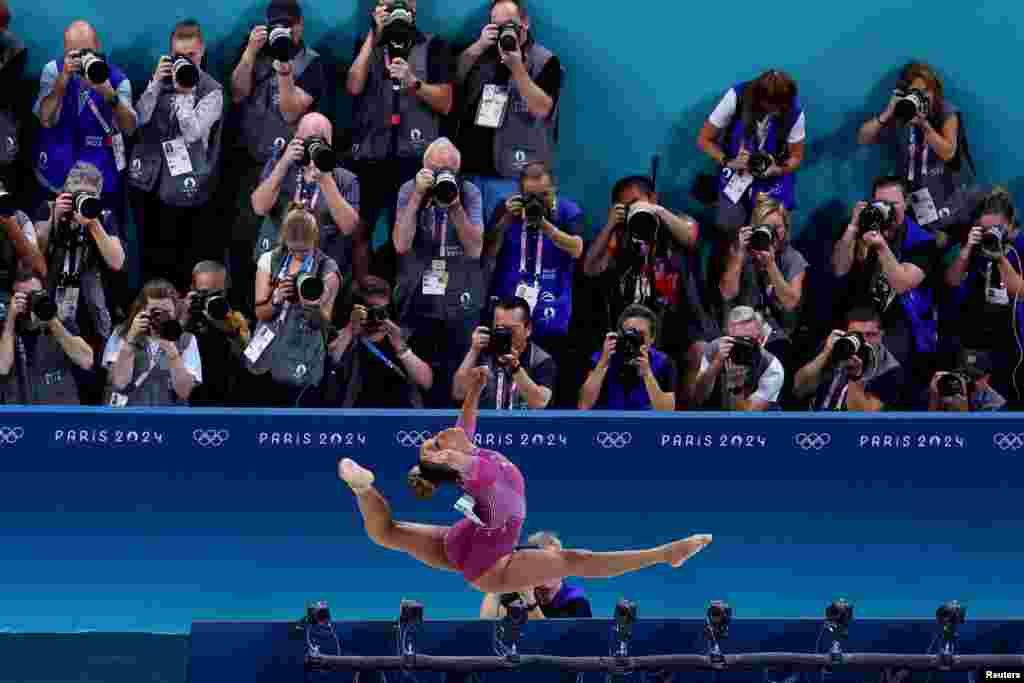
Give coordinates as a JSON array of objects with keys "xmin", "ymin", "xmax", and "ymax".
[
  {"xmin": 578, "ymin": 303, "xmax": 675, "ymax": 411},
  {"xmin": 793, "ymin": 307, "xmax": 903, "ymax": 411},
  {"xmin": 34, "ymin": 21, "xmax": 137, "ymax": 220},
  {"xmin": 696, "ymin": 70, "xmax": 805, "ymax": 231},
  {"xmin": 347, "ymin": 0, "xmax": 453, "ymax": 281},
  {"xmin": 693, "ymin": 306, "xmax": 784, "ymax": 411},
  {"xmin": 103, "ymin": 279, "xmax": 201, "ymax": 406},
  {"xmin": 942, "ymin": 187, "xmax": 1024, "ymax": 404},
  {"xmin": 453, "ymin": 296, "xmax": 555, "ymax": 410},
  {"xmin": 456, "ymin": 0, "xmax": 563, "ymax": 224},
  {"xmin": 323, "ymin": 275, "xmax": 432, "ymax": 408},
  {"xmin": 0, "ymin": 184, "xmax": 46, "ymax": 281},
  {"xmin": 0, "ymin": 2, "xmax": 26, "ymax": 191},
  {"xmin": 248, "ymin": 205, "xmax": 340, "ymax": 407},
  {"xmin": 393, "ymin": 137, "xmax": 484, "ymax": 407},
  {"xmin": 0, "ymin": 271, "xmax": 92, "ymax": 404},
  {"xmin": 857, "ymin": 62, "xmax": 972, "ymax": 239},
  {"xmin": 181, "ymin": 261, "xmax": 251, "ymax": 407},
  {"xmin": 484, "ymin": 162, "xmax": 579, "ymax": 404},
  {"xmin": 831, "ymin": 175, "xmax": 937, "ymax": 381},
  {"xmin": 720, "ymin": 197, "xmax": 807, "ymax": 371},
  {"xmin": 228, "ymin": 0, "xmax": 325, "ymax": 312},
  {"xmin": 926, "ymin": 351, "xmax": 1005, "ymax": 412},
  {"xmin": 129, "ymin": 19, "xmax": 224, "ymax": 292},
  {"xmin": 252, "ymin": 112, "xmax": 362, "ymax": 290}
]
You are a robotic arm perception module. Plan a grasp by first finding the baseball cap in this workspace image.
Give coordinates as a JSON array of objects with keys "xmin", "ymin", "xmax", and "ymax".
[
  {"xmin": 267, "ymin": 0, "xmax": 301, "ymax": 24},
  {"xmin": 957, "ymin": 349, "xmax": 994, "ymax": 379}
]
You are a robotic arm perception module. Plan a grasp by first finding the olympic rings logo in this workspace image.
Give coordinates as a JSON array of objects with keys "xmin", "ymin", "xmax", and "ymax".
[
  {"xmin": 595, "ymin": 432, "xmax": 632, "ymax": 449},
  {"xmin": 794, "ymin": 433, "xmax": 831, "ymax": 451},
  {"xmin": 193, "ymin": 429, "xmax": 229, "ymax": 448},
  {"xmin": 0, "ymin": 426, "xmax": 24, "ymax": 445},
  {"xmin": 993, "ymin": 433, "xmax": 1024, "ymax": 452},
  {"xmin": 395, "ymin": 430, "xmax": 432, "ymax": 448}
]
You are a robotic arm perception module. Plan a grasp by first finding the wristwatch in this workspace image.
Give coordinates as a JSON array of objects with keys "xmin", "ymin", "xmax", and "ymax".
[{"xmin": 409, "ymin": 79, "xmax": 422, "ymax": 94}]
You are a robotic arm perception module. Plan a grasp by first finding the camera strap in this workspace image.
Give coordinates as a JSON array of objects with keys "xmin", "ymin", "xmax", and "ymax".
[
  {"xmin": 823, "ymin": 374, "xmax": 850, "ymax": 411},
  {"xmin": 431, "ymin": 208, "xmax": 448, "ymax": 257},
  {"xmin": 293, "ymin": 168, "xmax": 321, "ymax": 211},
  {"xmin": 495, "ymin": 367, "xmax": 517, "ymax": 410},
  {"xmin": 360, "ymin": 338, "xmax": 408, "ymax": 381},
  {"xmin": 86, "ymin": 96, "xmax": 126, "ymax": 171},
  {"xmin": 274, "ymin": 251, "xmax": 315, "ymax": 325},
  {"xmin": 906, "ymin": 126, "xmax": 932, "ymax": 185},
  {"xmin": 518, "ymin": 227, "xmax": 543, "ymax": 284}
]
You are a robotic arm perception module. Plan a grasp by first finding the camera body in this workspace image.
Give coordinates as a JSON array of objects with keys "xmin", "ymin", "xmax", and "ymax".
[
  {"xmin": 167, "ymin": 54, "xmax": 199, "ymax": 89},
  {"xmin": 488, "ymin": 325, "xmax": 513, "ymax": 357},
  {"xmin": 77, "ymin": 49, "xmax": 109, "ymax": 85},
  {"xmin": 980, "ymin": 224, "xmax": 1007, "ymax": 260},
  {"xmin": 831, "ymin": 331, "xmax": 878, "ymax": 377},
  {"xmin": 749, "ymin": 224, "xmax": 776, "ymax": 252},
  {"xmin": 266, "ymin": 22, "xmax": 297, "ymax": 62},
  {"xmin": 858, "ymin": 200, "xmax": 895, "ymax": 235},
  {"xmin": 747, "ymin": 151, "xmax": 775, "ymax": 178},
  {"xmin": 188, "ymin": 289, "xmax": 231, "ymax": 326},
  {"xmin": 431, "ymin": 168, "xmax": 460, "ymax": 207},
  {"xmin": 72, "ymin": 192, "xmax": 102, "ymax": 221},
  {"xmin": 381, "ymin": 0, "xmax": 415, "ymax": 60},
  {"xmin": 365, "ymin": 304, "xmax": 390, "ymax": 325},
  {"xmin": 937, "ymin": 372, "xmax": 971, "ymax": 399},
  {"xmin": 293, "ymin": 273, "xmax": 324, "ymax": 302},
  {"xmin": 302, "ymin": 136, "xmax": 336, "ymax": 173},
  {"xmin": 148, "ymin": 309, "xmax": 183, "ymax": 342},
  {"xmin": 25, "ymin": 291, "xmax": 57, "ymax": 322},
  {"xmin": 497, "ymin": 22, "xmax": 520, "ymax": 52},
  {"xmin": 624, "ymin": 201, "xmax": 660, "ymax": 244},
  {"xmin": 728, "ymin": 336, "xmax": 759, "ymax": 366},
  {"xmin": 894, "ymin": 88, "xmax": 931, "ymax": 124},
  {"xmin": 522, "ymin": 192, "xmax": 549, "ymax": 229},
  {"xmin": 616, "ymin": 327, "xmax": 644, "ymax": 362}
]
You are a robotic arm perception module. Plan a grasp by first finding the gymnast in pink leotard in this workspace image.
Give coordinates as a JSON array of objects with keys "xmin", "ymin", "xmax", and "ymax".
[{"xmin": 339, "ymin": 366, "xmax": 712, "ymax": 595}]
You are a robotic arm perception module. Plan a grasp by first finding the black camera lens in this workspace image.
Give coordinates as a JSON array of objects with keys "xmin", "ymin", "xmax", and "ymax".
[
  {"xmin": 981, "ymin": 225, "xmax": 1006, "ymax": 258},
  {"xmin": 80, "ymin": 51, "xmax": 109, "ymax": 84},
  {"xmin": 303, "ymin": 137, "xmax": 336, "ymax": 172},
  {"xmin": 497, "ymin": 22, "xmax": 519, "ymax": 52},
  {"xmin": 937, "ymin": 373, "xmax": 967, "ymax": 398},
  {"xmin": 626, "ymin": 203, "xmax": 659, "ymax": 242},
  {"xmin": 858, "ymin": 202, "xmax": 892, "ymax": 234},
  {"xmin": 728, "ymin": 336, "xmax": 758, "ymax": 366},
  {"xmin": 295, "ymin": 273, "xmax": 324, "ymax": 302},
  {"xmin": 0, "ymin": 191, "xmax": 15, "ymax": 218},
  {"xmin": 381, "ymin": 2, "xmax": 415, "ymax": 57},
  {"xmin": 172, "ymin": 56, "xmax": 199, "ymax": 89},
  {"xmin": 267, "ymin": 23, "xmax": 296, "ymax": 62},
  {"xmin": 366, "ymin": 305, "xmax": 389, "ymax": 324},
  {"xmin": 28, "ymin": 291, "xmax": 57, "ymax": 322},
  {"xmin": 432, "ymin": 169, "xmax": 459, "ymax": 207},
  {"xmin": 831, "ymin": 333, "xmax": 861, "ymax": 363},
  {"xmin": 204, "ymin": 294, "xmax": 230, "ymax": 320},
  {"xmin": 522, "ymin": 193, "xmax": 547, "ymax": 225},
  {"xmin": 894, "ymin": 89, "xmax": 929, "ymax": 124},
  {"xmin": 73, "ymin": 192, "xmax": 101, "ymax": 220},
  {"xmin": 749, "ymin": 225, "xmax": 776, "ymax": 252},
  {"xmin": 150, "ymin": 310, "xmax": 183, "ymax": 342},
  {"xmin": 490, "ymin": 326, "xmax": 513, "ymax": 357},
  {"xmin": 748, "ymin": 152, "xmax": 772, "ymax": 178},
  {"xmin": 616, "ymin": 328, "xmax": 644, "ymax": 361}
]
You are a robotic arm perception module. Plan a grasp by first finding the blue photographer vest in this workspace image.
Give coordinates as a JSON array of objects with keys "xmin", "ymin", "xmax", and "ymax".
[
  {"xmin": 0, "ymin": 331, "xmax": 80, "ymax": 404},
  {"xmin": 718, "ymin": 80, "xmax": 801, "ymax": 208},
  {"xmin": 591, "ymin": 347, "xmax": 670, "ymax": 410},
  {"xmin": 894, "ymin": 219, "xmax": 938, "ymax": 354},
  {"xmin": 237, "ymin": 48, "xmax": 317, "ymax": 164},
  {"xmin": 0, "ymin": 30, "xmax": 25, "ymax": 165},
  {"xmin": 35, "ymin": 60, "xmax": 129, "ymax": 196},
  {"xmin": 127, "ymin": 71, "xmax": 224, "ymax": 207},
  {"xmin": 490, "ymin": 197, "xmax": 580, "ymax": 338},
  {"xmin": 351, "ymin": 34, "xmax": 438, "ymax": 162},
  {"xmin": 462, "ymin": 41, "xmax": 560, "ymax": 178},
  {"xmin": 949, "ymin": 231, "xmax": 1024, "ymax": 350}
]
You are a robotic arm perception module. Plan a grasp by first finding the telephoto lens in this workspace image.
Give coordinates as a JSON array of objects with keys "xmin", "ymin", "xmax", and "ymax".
[
  {"xmin": 857, "ymin": 201, "xmax": 893, "ymax": 234},
  {"xmin": 497, "ymin": 22, "xmax": 519, "ymax": 52},
  {"xmin": 831, "ymin": 332, "xmax": 863, "ymax": 363},
  {"xmin": 748, "ymin": 225, "xmax": 776, "ymax": 252},
  {"xmin": 432, "ymin": 169, "xmax": 460, "ymax": 207},
  {"xmin": 203, "ymin": 292, "xmax": 231, "ymax": 320},
  {"xmin": 73, "ymin": 192, "xmax": 102, "ymax": 220},
  {"xmin": 381, "ymin": 0, "xmax": 415, "ymax": 58},
  {"xmin": 80, "ymin": 50, "xmax": 109, "ymax": 84},
  {"xmin": 267, "ymin": 23, "xmax": 296, "ymax": 62},
  {"xmin": 149, "ymin": 309, "xmax": 183, "ymax": 342},
  {"xmin": 295, "ymin": 273, "xmax": 325, "ymax": 302},
  {"xmin": 626, "ymin": 202, "xmax": 659, "ymax": 242},
  {"xmin": 27, "ymin": 291, "xmax": 58, "ymax": 322},
  {"xmin": 522, "ymin": 193, "xmax": 548, "ymax": 227},
  {"xmin": 747, "ymin": 152, "xmax": 773, "ymax": 178},
  {"xmin": 302, "ymin": 137, "xmax": 336, "ymax": 173},
  {"xmin": 171, "ymin": 55, "xmax": 199, "ymax": 89}
]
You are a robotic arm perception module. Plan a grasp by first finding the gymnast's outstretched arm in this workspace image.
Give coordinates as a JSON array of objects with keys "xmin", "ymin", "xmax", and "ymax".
[{"xmin": 456, "ymin": 366, "xmax": 488, "ymax": 438}]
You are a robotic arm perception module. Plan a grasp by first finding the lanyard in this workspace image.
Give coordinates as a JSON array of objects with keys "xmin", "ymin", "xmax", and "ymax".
[
  {"xmin": 130, "ymin": 340, "xmax": 165, "ymax": 390},
  {"xmin": 432, "ymin": 209, "xmax": 448, "ymax": 258},
  {"xmin": 275, "ymin": 252, "xmax": 315, "ymax": 323},
  {"xmin": 361, "ymin": 338, "xmax": 408, "ymax": 380},
  {"xmin": 293, "ymin": 168, "xmax": 321, "ymax": 211},
  {"xmin": 495, "ymin": 367, "xmax": 517, "ymax": 410},
  {"xmin": 519, "ymin": 226, "xmax": 544, "ymax": 285},
  {"xmin": 85, "ymin": 95, "xmax": 115, "ymax": 139},
  {"xmin": 907, "ymin": 127, "xmax": 930, "ymax": 184}
]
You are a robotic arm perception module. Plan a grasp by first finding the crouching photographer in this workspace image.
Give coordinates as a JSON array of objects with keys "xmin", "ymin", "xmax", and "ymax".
[
  {"xmin": 453, "ymin": 296, "xmax": 555, "ymax": 410},
  {"xmin": 578, "ymin": 303, "xmax": 675, "ymax": 411},
  {"xmin": 323, "ymin": 275, "xmax": 432, "ymax": 408},
  {"xmin": 793, "ymin": 307, "xmax": 903, "ymax": 411},
  {"xmin": 181, "ymin": 261, "xmax": 251, "ymax": 406},
  {"xmin": 103, "ymin": 279, "xmax": 201, "ymax": 406},
  {"xmin": 247, "ymin": 205, "xmax": 340, "ymax": 407},
  {"xmin": 926, "ymin": 351, "xmax": 1005, "ymax": 412},
  {"xmin": 693, "ymin": 306, "xmax": 784, "ymax": 411},
  {"xmin": 0, "ymin": 271, "xmax": 93, "ymax": 404}
]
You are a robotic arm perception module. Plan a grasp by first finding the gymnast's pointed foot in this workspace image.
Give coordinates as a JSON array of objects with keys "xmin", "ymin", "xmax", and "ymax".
[
  {"xmin": 339, "ymin": 458, "xmax": 375, "ymax": 495},
  {"xmin": 665, "ymin": 534, "xmax": 713, "ymax": 568}
]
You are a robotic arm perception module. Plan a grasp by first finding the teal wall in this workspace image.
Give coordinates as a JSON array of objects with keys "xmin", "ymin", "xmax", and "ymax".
[{"xmin": 13, "ymin": 2, "xmax": 1024, "ymax": 240}]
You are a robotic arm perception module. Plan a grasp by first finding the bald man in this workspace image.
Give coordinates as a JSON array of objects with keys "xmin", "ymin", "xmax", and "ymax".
[
  {"xmin": 251, "ymin": 112, "xmax": 363, "ymax": 307},
  {"xmin": 392, "ymin": 136, "xmax": 484, "ymax": 407},
  {"xmin": 33, "ymin": 21, "xmax": 137, "ymax": 219}
]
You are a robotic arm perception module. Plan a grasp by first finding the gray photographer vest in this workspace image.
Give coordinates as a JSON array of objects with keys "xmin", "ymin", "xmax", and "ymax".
[
  {"xmin": 0, "ymin": 30, "xmax": 25, "ymax": 165},
  {"xmin": 108, "ymin": 333, "xmax": 194, "ymax": 406},
  {"xmin": 237, "ymin": 48, "xmax": 317, "ymax": 164},
  {"xmin": 395, "ymin": 181, "xmax": 486, "ymax": 325},
  {"xmin": 462, "ymin": 42, "xmax": 560, "ymax": 178},
  {"xmin": 45, "ymin": 207, "xmax": 113, "ymax": 340},
  {"xmin": 704, "ymin": 338, "xmax": 776, "ymax": 410},
  {"xmin": 0, "ymin": 332, "xmax": 80, "ymax": 405},
  {"xmin": 127, "ymin": 71, "xmax": 224, "ymax": 207},
  {"xmin": 351, "ymin": 35, "xmax": 438, "ymax": 162}
]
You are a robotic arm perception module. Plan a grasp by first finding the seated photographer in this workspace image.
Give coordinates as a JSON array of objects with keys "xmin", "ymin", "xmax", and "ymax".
[
  {"xmin": 251, "ymin": 112, "xmax": 363, "ymax": 290},
  {"xmin": 793, "ymin": 307, "xmax": 903, "ymax": 411},
  {"xmin": 857, "ymin": 62, "xmax": 973, "ymax": 240},
  {"xmin": 181, "ymin": 260, "xmax": 251, "ymax": 407},
  {"xmin": 831, "ymin": 175, "xmax": 936, "ymax": 382},
  {"xmin": 393, "ymin": 137, "xmax": 485, "ymax": 407},
  {"xmin": 578, "ymin": 303, "xmax": 675, "ymax": 411},
  {"xmin": 323, "ymin": 275, "xmax": 432, "ymax": 408},
  {"xmin": 248, "ymin": 204, "xmax": 340, "ymax": 407},
  {"xmin": 0, "ymin": 271, "xmax": 93, "ymax": 404},
  {"xmin": 693, "ymin": 306, "xmax": 784, "ymax": 411},
  {"xmin": 696, "ymin": 69, "xmax": 805, "ymax": 231},
  {"xmin": 453, "ymin": 295, "xmax": 555, "ymax": 410},
  {"xmin": 480, "ymin": 531, "xmax": 591, "ymax": 620},
  {"xmin": 942, "ymin": 187, "xmax": 1024, "ymax": 404},
  {"xmin": 103, "ymin": 279, "xmax": 202, "ymax": 406},
  {"xmin": 925, "ymin": 351, "xmax": 1005, "ymax": 412},
  {"xmin": 128, "ymin": 19, "xmax": 224, "ymax": 292}
]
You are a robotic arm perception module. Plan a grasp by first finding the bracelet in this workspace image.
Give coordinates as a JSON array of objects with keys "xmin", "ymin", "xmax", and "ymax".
[{"xmin": 397, "ymin": 344, "xmax": 411, "ymax": 358}]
